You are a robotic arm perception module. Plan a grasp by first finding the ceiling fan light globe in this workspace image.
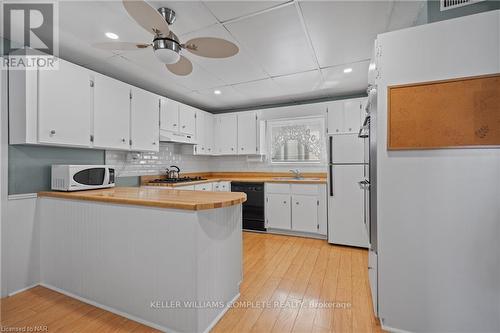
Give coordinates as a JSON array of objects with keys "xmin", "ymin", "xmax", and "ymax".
[{"xmin": 154, "ymin": 47, "xmax": 180, "ymax": 64}]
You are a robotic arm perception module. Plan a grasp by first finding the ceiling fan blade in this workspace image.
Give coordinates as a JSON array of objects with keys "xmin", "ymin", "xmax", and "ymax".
[
  {"xmin": 183, "ymin": 37, "xmax": 239, "ymax": 58},
  {"xmin": 122, "ymin": 0, "xmax": 169, "ymax": 36},
  {"xmin": 92, "ymin": 42, "xmax": 151, "ymax": 51},
  {"xmin": 166, "ymin": 55, "xmax": 193, "ymax": 76}
]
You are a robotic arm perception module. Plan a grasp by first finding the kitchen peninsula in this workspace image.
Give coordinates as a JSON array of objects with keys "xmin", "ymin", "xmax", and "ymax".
[{"xmin": 37, "ymin": 187, "xmax": 247, "ymax": 333}]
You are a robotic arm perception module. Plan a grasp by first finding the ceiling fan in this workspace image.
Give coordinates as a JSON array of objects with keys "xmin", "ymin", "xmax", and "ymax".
[{"xmin": 93, "ymin": 0, "xmax": 239, "ymax": 76}]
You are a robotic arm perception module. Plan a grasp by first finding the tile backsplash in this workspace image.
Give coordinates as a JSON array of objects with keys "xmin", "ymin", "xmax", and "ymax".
[
  {"xmin": 106, "ymin": 143, "xmax": 326, "ymax": 178},
  {"xmin": 106, "ymin": 143, "xmax": 211, "ymax": 177}
]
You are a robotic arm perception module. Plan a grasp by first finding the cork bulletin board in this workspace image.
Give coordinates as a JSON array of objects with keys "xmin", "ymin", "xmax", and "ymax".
[{"xmin": 388, "ymin": 73, "xmax": 500, "ymax": 150}]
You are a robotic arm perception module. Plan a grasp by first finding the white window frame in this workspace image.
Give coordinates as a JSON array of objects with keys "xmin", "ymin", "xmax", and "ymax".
[{"xmin": 266, "ymin": 116, "xmax": 326, "ymax": 166}]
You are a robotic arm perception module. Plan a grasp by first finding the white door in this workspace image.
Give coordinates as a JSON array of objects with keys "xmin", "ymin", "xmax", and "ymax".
[
  {"xmin": 38, "ymin": 59, "xmax": 92, "ymax": 147},
  {"xmin": 195, "ymin": 111, "xmax": 206, "ymax": 154},
  {"xmin": 179, "ymin": 104, "xmax": 196, "ymax": 135},
  {"xmin": 291, "ymin": 195, "xmax": 319, "ymax": 233},
  {"xmin": 237, "ymin": 112, "xmax": 257, "ymax": 155},
  {"xmin": 131, "ymin": 88, "xmax": 159, "ymax": 152},
  {"xmin": 205, "ymin": 113, "xmax": 214, "ymax": 154},
  {"xmin": 327, "ymin": 100, "xmax": 344, "ymax": 134},
  {"xmin": 266, "ymin": 194, "xmax": 291, "ymax": 230},
  {"xmin": 330, "ymin": 134, "xmax": 365, "ymax": 164},
  {"xmin": 160, "ymin": 98, "xmax": 179, "ymax": 132},
  {"xmin": 217, "ymin": 114, "xmax": 237, "ymax": 154},
  {"xmin": 328, "ymin": 165, "xmax": 368, "ymax": 248},
  {"xmin": 343, "ymin": 99, "xmax": 363, "ymax": 133},
  {"xmin": 93, "ymin": 74, "xmax": 130, "ymax": 150}
]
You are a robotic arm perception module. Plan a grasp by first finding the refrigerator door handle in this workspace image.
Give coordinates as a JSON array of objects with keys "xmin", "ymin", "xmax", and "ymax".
[
  {"xmin": 329, "ymin": 164, "xmax": 334, "ymax": 196},
  {"xmin": 329, "ymin": 136, "xmax": 333, "ymax": 164}
]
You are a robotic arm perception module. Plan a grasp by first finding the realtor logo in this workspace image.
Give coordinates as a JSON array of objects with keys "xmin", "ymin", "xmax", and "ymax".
[{"xmin": 2, "ymin": 1, "xmax": 59, "ymax": 69}]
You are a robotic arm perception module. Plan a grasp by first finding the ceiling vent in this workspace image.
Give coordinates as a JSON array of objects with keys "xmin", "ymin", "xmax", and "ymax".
[{"xmin": 440, "ymin": 0, "xmax": 485, "ymax": 11}]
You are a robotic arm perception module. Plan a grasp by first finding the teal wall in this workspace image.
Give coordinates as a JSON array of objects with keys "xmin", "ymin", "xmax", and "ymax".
[
  {"xmin": 428, "ymin": 0, "xmax": 500, "ymax": 23},
  {"xmin": 8, "ymin": 145, "xmax": 105, "ymax": 194}
]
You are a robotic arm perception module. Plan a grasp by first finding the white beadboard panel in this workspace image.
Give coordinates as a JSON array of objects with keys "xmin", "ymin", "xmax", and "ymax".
[
  {"xmin": 6, "ymin": 197, "xmax": 40, "ymax": 295},
  {"xmin": 299, "ymin": 1, "xmax": 393, "ymax": 68},
  {"xmin": 39, "ymin": 197, "xmax": 242, "ymax": 333},
  {"xmin": 204, "ymin": 1, "xmax": 287, "ymax": 22},
  {"xmin": 225, "ymin": 4, "xmax": 317, "ymax": 76}
]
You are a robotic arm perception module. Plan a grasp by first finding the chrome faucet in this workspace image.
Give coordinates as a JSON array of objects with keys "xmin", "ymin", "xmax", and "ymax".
[{"xmin": 289, "ymin": 169, "xmax": 302, "ymax": 179}]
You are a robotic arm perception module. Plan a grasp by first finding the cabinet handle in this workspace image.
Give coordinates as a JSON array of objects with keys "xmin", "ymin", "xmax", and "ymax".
[
  {"xmin": 231, "ymin": 147, "xmax": 234, "ymax": 151},
  {"xmin": 173, "ymin": 124, "xmax": 177, "ymax": 127},
  {"xmin": 152, "ymin": 142, "xmax": 157, "ymax": 145},
  {"xmin": 241, "ymin": 147, "xmax": 244, "ymax": 150},
  {"xmin": 283, "ymin": 201, "xmax": 287, "ymax": 204},
  {"xmin": 336, "ymin": 129, "xmax": 339, "ymax": 132},
  {"xmin": 50, "ymin": 130, "xmax": 56, "ymax": 135},
  {"xmin": 296, "ymin": 202, "xmax": 299, "ymax": 205},
  {"xmin": 121, "ymin": 138, "xmax": 126, "ymax": 143}
]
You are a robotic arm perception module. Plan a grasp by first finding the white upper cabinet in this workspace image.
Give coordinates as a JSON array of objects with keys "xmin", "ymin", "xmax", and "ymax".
[
  {"xmin": 327, "ymin": 97, "xmax": 366, "ymax": 134},
  {"xmin": 160, "ymin": 98, "xmax": 179, "ymax": 132},
  {"xmin": 237, "ymin": 111, "xmax": 258, "ymax": 155},
  {"xmin": 92, "ymin": 74, "xmax": 130, "ymax": 150},
  {"xmin": 205, "ymin": 113, "xmax": 214, "ymax": 154},
  {"xmin": 215, "ymin": 114, "xmax": 238, "ymax": 155},
  {"xmin": 130, "ymin": 87, "xmax": 160, "ymax": 152},
  {"xmin": 38, "ymin": 58, "xmax": 92, "ymax": 147},
  {"xmin": 195, "ymin": 110, "xmax": 206, "ymax": 154},
  {"xmin": 179, "ymin": 104, "xmax": 196, "ymax": 135}
]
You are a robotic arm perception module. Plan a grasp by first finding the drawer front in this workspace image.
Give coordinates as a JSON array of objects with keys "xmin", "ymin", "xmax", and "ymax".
[
  {"xmin": 265, "ymin": 183, "xmax": 290, "ymax": 194},
  {"xmin": 195, "ymin": 182, "xmax": 213, "ymax": 191},
  {"xmin": 177, "ymin": 185, "xmax": 195, "ymax": 191},
  {"xmin": 291, "ymin": 184, "xmax": 319, "ymax": 195}
]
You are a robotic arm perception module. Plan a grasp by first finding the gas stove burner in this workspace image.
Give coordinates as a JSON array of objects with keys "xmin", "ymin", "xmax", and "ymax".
[{"xmin": 150, "ymin": 176, "xmax": 207, "ymax": 184}]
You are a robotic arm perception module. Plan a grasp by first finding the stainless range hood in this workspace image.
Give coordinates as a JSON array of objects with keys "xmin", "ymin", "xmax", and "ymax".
[{"xmin": 159, "ymin": 129, "xmax": 197, "ymax": 144}]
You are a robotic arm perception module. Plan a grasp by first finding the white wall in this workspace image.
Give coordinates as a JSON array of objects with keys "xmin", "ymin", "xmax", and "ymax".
[
  {"xmin": 376, "ymin": 10, "xmax": 500, "ymax": 332},
  {"xmin": 0, "ymin": 63, "xmax": 6, "ymax": 296}
]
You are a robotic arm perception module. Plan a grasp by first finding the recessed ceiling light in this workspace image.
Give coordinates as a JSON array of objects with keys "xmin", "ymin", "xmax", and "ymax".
[
  {"xmin": 214, "ymin": 90, "xmax": 221, "ymax": 95},
  {"xmin": 105, "ymin": 32, "xmax": 119, "ymax": 40},
  {"xmin": 343, "ymin": 68, "xmax": 353, "ymax": 73}
]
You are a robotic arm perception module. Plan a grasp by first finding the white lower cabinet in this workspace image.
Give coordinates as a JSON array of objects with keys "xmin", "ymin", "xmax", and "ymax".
[
  {"xmin": 266, "ymin": 193, "xmax": 291, "ymax": 230},
  {"xmin": 194, "ymin": 183, "xmax": 213, "ymax": 191},
  {"xmin": 214, "ymin": 181, "xmax": 231, "ymax": 192},
  {"xmin": 265, "ymin": 183, "xmax": 327, "ymax": 236}
]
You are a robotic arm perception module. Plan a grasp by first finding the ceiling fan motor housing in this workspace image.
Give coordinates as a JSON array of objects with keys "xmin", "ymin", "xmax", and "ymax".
[{"xmin": 153, "ymin": 31, "xmax": 181, "ymax": 64}]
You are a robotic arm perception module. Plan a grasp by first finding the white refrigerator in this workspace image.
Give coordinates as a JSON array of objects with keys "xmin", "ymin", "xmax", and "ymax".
[{"xmin": 327, "ymin": 131, "xmax": 369, "ymax": 248}]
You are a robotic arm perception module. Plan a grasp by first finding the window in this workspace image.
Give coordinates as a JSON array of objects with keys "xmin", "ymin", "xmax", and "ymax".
[{"xmin": 267, "ymin": 117, "xmax": 325, "ymax": 164}]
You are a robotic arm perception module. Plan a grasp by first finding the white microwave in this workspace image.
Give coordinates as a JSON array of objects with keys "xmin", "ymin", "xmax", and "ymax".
[{"xmin": 51, "ymin": 165, "xmax": 115, "ymax": 191}]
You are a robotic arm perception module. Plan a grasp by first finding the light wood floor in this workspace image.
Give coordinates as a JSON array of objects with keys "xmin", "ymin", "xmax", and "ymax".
[{"xmin": 1, "ymin": 232, "xmax": 383, "ymax": 332}]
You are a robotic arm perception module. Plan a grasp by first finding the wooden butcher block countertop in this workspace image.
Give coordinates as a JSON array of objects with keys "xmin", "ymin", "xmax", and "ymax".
[
  {"xmin": 38, "ymin": 187, "xmax": 247, "ymax": 211},
  {"xmin": 142, "ymin": 172, "xmax": 328, "ymax": 187}
]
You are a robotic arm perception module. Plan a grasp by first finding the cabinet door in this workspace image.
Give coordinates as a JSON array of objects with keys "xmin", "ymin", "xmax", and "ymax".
[
  {"xmin": 205, "ymin": 113, "xmax": 214, "ymax": 154},
  {"xmin": 195, "ymin": 183, "xmax": 213, "ymax": 191},
  {"xmin": 328, "ymin": 165, "xmax": 368, "ymax": 247},
  {"xmin": 217, "ymin": 114, "xmax": 237, "ymax": 154},
  {"xmin": 179, "ymin": 104, "xmax": 196, "ymax": 135},
  {"xmin": 131, "ymin": 88, "xmax": 159, "ymax": 152},
  {"xmin": 38, "ymin": 59, "xmax": 91, "ymax": 147},
  {"xmin": 93, "ymin": 74, "xmax": 130, "ymax": 150},
  {"xmin": 195, "ymin": 111, "xmax": 206, "ymax": 154},
  {"xmin": 160, "ymin": 98, "xmax": 179, "ymax": 132},
  {"xmin": 292, "ymin": 195, "xmax": 319, "ymax": 233},
  {"xmin": 266, "ymin": 194, "xmax": 291, "ymax": 230},
  {"xmin": 327, "ymin": 100, "xmax": 344, "ymax": 134},
  {"xmin": 237, "ymin": 112, "xmax": 257, "ymax": 155},
  {"xmin": 344, "ymin": 99, "xmax": 363, "ymax": 133}
]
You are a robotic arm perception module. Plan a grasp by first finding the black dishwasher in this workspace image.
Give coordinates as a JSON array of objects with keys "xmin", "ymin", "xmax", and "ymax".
[{"xmin": 231, "ymin": 182, "xmax": 266, "ymax": 231}]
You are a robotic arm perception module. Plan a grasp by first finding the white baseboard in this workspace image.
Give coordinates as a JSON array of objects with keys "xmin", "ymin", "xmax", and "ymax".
[
  {"xmin": 202, "ymin": 292, "xmax": 240, "ymax": 333},
  {"xmin": 40, "ymin": 283, "xmax": 176, "ymax": 333},
  {"xmin": 266, "ymin": 228, "xmax": 327, "ymax": 240},
  {"xmin": 8, "ymin": 283, "xmax": 40, "ymax": 297},
  {"xmin": 40, "ymin": 283, "xmax": 239, "ymax": 333},
  {"xmin": 381, "ymin": 322, "xmax": 414, "ymax": 333}
]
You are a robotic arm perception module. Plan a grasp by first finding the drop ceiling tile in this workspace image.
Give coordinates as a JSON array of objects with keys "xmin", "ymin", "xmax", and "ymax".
[
  {"xmin": 225, "ymin": 4, "xmax": 317, "ymax": 77},
  {"xmin": 232, "ymin": 78, "xmax": 286, "ymax": 100},
  {"xmin": 181, "ymin": 24, "xmax": 268, "ymax": 84},
  {"xmin": 299, "ymin": 1, "xmax": 393, "ymax": 68},
  {"xmin": 271, "ymin": 70, "xmax": 323, "ymax": 95},
  {"xmin": 203, "ymin": 1, "xmax": 287, "ymax": 22},
  {"xmin": 319, "ymin": 60, "xmax": 370, "ymax": 97},
  {"xmin": 148, "ymin": 1, "xmax": 218, "ymax": 35},
  {"xmin": 195, "ymin": 85, "xmax": 249, "ymax": 105}
]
